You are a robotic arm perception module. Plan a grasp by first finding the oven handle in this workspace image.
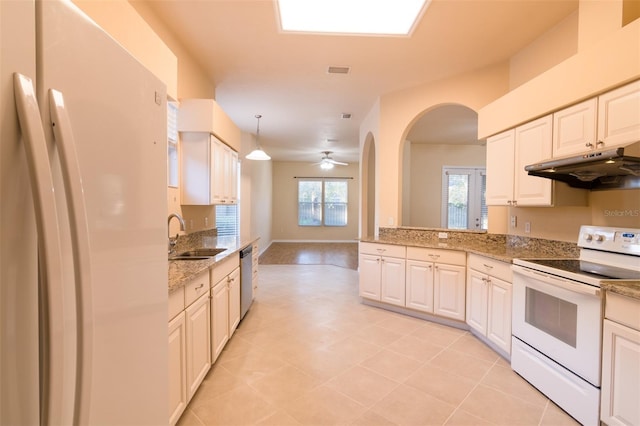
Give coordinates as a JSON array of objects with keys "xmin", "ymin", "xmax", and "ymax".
[{"xmin": 512, "ymin": 264, "xmax": 601, "ymax": 297}]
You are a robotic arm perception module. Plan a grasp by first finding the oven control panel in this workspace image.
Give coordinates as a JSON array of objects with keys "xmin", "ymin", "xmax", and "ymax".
[{"xmin": 579, "ymin": 226, "xmax": 640, "ymax": 254}]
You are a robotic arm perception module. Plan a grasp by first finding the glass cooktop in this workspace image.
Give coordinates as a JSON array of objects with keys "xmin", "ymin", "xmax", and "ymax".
[{"xmin": 523, "ymin": 258, "xmax": 640, "ymax": 280}]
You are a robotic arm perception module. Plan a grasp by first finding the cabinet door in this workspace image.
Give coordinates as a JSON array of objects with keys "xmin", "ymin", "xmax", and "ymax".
[
  {"xmin": 598, "ymin": 80, "xmax": 640, "ymax": 149},
  {"xmin": 210, "ymin": 136, "xmax": 225, "ymax": 203},
  {"xmin": 168, "ymin": 313, "xmax": 187, "ymax": 426},
  {"xmin": 185, "ymin": 292, "xmax": 211, "ymax": 400},
  {"xmin": 406, "ymin": 260, "xmax": 434, "ymax": 313},
  {"xmin": 486, "ymin": 129, "xmax": 515, "ymax": 206},
  {"xmin": 487, "ymin": 276, "xmax": 512, "ymax": 355},
  {"xmin": 211, "ymin": 280, "xmax": 229, "ymax": 362},
  {"xmin": 359, "ymin": 253, "xmax": 381, "ymax": 300},
  {"xmin": 601, "ymin": 319, "xmax": 640, "ymax": 426},
  {"xmin": 553, "ymin": 98, "xmax": 598, "ymax": 157},
  {"xmin": 181, "ymin": 132, "xmax": 212, "ymax": 205},
  {"xmin": 228, "ymin": 268, "xmax": 241, "ymax": 336},
  {"xmin": 514, "ymin": 115, "xmax": 552, "ymax": 206},
  {"xmin": 380, "ymin": 256, "xmax": 406, "ymax": 307},
  {"xmin": 229, "ymin": 150, "xmax": 238, "ymax": 203},
  {"xmin": 433, "ymin": 264, "xmax": 466, "ymax": 321},
  {"xmin": 465, "ymin": 269, "xmax": 488, "ymax": 334}
]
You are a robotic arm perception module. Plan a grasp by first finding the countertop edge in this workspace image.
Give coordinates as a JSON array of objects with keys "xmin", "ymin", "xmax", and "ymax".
[{"xmin": 168, "ymin": 236, "xmax": 260, "ymax": 293}]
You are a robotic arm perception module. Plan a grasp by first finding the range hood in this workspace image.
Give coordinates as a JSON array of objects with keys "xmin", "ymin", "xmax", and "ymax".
[{"xmin": 525, "ymin": 141, "xmax": 640, "ymax": 190}]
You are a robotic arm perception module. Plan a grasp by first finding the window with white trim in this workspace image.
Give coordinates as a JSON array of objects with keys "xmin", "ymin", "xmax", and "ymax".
[{"xmin": 298, "ymin": 179, "xmax": 348, "ymax": 226}]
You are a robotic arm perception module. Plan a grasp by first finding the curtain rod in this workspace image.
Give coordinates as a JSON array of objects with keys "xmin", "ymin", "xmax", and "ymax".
[{"xmin": 293, "ymin": 176, "xmax": 353, "ymax": 179}]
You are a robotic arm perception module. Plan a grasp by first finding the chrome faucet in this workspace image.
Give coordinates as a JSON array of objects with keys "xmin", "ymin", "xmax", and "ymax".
[{"xmin": 168, "ymin": 213, "xmax": 186, "ymax": 254}]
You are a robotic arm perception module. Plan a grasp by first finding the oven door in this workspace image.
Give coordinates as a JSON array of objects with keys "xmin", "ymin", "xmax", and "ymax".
[{"xmin": 512, "ymin": 264, "xmax": 602, "ymax": 386}]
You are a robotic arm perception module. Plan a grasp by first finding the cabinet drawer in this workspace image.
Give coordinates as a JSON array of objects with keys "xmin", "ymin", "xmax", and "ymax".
[
  {"xmin": 211, "ymin": 254, "xmax": 240, "ymax": 285},
  {"xmin": 359, "ymin": 242, "xmax": 405, "ymax": 258},
  {"xmin": 168, "ymin": 286, "xmax": 185, "ymax": 321},
  {"xmin": 606, "ymin": 292, "xmax": 640, "ymax": 331},
  {"xmin": 185, "ymin": 271, "xmax": 210, "ymax": 307},
  {"xmin": 467, "ymin": 254, "xmax": 512, "ymax": 282},
  {"xmin": 406, "ymin": 247, "xmax": 465, "ymax": 266}
]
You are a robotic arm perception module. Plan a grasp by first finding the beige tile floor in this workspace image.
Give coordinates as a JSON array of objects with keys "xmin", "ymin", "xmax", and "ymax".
[{"xmin": 177, "ymin": 264, "xmax": 580, "ymax": 426}]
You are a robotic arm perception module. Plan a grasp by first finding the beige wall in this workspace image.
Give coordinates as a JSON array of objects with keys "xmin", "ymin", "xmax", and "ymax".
[
  {"xmin": 272, "ymin": 162, "xmax": 359, "ymax": 241},
  {"xmin": 367, "ymin": 63, "xmax": 510, "ymax": 231},
  {"xmin": 403, "ymin": 143, "xmax": 486, "ymax": 228},
  {"xmin": 362, "ymin": 0, "xmax": 640, "ymax": 242}
]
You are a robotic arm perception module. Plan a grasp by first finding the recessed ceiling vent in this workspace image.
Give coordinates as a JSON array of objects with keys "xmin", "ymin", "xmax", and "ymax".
[
  {"xmin": 341, "ymin": 113, "xmax": 352, "ymax": 119},
  {"xmin": 327, "ymin": 66, "xmax": 350, "ymax": 74}
]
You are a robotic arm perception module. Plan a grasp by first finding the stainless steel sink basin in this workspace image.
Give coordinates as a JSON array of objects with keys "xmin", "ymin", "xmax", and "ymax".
[{"xmin": 169, "ymin": 248, "xmax": 226, "ymax": 261}]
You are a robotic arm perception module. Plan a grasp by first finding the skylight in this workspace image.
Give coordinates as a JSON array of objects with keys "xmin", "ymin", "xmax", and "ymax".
[{"xmin": 276, "ymin": 0, "xmax": 430, "ymax": 36}]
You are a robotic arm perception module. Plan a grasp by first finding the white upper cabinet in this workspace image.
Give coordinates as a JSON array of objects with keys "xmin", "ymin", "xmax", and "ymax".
[
  {"xmin": 553, "ymin": 98, "xmax": 598, "ymax": 157},
  {"xmin": 486, "ymin": 129, "xmax": 516, "ymax": 206},
  {"xmin": 514, "ymin": 116, "xmax": 553, "ymax": 206},
  {"xmin": 487, "ymin": 116, "xmax": 556, "ymax": 206},
  {"xmin": 181, "ymin": 133, "xmax": 238, "ymax": 205},
  {"xmin": 597, "ymin": 80, "xmax": 640, "ymax": 149}
]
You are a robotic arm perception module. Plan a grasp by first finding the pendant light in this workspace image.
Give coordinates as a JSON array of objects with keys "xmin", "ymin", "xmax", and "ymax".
[{"xmin": 246, "ymin": 114, "xmax": 271, "ymax": 160}]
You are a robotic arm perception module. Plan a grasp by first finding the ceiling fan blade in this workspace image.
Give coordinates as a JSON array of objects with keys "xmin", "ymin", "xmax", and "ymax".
[{"xmin": 328, "ymin": 159, "xmax": 348, "ymax": 166}]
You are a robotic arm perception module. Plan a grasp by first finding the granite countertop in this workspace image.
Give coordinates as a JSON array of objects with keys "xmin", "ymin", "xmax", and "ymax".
[
  {"xmin": 359, "ymin": 236, "xmax": 576, "ymax": 263},
  {"xmin": 168, "ymin": 235, "xmax": 257, "ymax": 294},
  {"xmin": 601, "ymin": 280, "xmax": 640, "ymax": 301}
]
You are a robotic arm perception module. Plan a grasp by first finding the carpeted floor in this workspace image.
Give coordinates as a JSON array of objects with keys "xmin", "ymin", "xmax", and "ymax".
[{"xmin": 259, "ymin": 242, "xmax": 358, "ymax": 270}]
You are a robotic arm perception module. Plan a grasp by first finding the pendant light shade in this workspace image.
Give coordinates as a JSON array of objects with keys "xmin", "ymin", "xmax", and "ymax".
[{"xmin": 246, "ymin": 114, "xmax": 271, "ymax": 161}]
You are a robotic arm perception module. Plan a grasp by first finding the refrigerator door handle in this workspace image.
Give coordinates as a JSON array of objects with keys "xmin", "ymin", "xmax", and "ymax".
[
  {"xmin": 49, "ymin": 89, "xmax": 94, "ymax": 426},
  {"xmin": 13, "ymin": 73, "xmax": 74, "ymax": 425}
]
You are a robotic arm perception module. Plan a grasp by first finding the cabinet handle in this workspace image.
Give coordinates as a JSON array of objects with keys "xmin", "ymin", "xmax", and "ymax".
[
  {"xmin": 585, "ymin": 142, "xmax": 593, "ymax": 148},
  {"xmin": 596, "ymin": 140, "xmax": 604, "ymax": 148},
  {"xmin": 507, "ymin": 200, "xmax": 512, "ymax": 205},
  {"xmin": 428, "ymin": 254, "xmax": 440, "ymax": 260},
  {"xmin": 376, "ymin": 248, "xmax": 386, "ymax": 253},
  {"xmin": 512, "ymin": 200, "xmax": 517, "ymax": 206},
  {"xmin": 195, "ymin": 283, "xmax": 204, "ymax": 291},
  {"xmin": 483, "ymin": 264, "xmax": 494, "ymax": 270}
]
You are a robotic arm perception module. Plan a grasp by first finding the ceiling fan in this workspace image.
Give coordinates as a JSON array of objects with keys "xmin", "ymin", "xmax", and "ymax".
[{"xmin": 313, "ymin": 151, "xmax": 349, "ymax": 170}]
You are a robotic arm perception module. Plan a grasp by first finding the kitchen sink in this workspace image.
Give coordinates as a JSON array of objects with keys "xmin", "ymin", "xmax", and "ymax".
[{"xmin": 169, "ymin": 248, "xmax": 226, "ymax": 261}]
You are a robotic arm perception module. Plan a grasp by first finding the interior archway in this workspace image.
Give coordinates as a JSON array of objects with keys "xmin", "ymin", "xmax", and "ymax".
[{"xmin": 400, "ymin": 104, "xmax": 486, "ymax": 229}]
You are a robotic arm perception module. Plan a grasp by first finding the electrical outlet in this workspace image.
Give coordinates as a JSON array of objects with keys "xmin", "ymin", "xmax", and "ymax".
[
  {"xmin": 525, "ymin": 222, "xmax": 531, "ymax": 233},
  {"xmin": 204, "ymin": 217, "xmax": 208, "ymax": 227},
  {"xmin": 510, "ymin": 215, "xmax": 517, "ymax": 227},
  {"xmin": 388, "ymin": 217, "xmax": 394, "ymax": 225}
]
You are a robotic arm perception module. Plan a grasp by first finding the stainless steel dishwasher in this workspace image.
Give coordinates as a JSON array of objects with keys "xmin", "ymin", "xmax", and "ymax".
[{"xmin": 239, "ymin": 245, "xmax": 253, "ymax": 319}]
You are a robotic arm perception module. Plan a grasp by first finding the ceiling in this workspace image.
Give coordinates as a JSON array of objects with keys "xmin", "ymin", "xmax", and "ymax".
[{"xmin": 140, "ymin": 0, "xmax": 578, "ymax": 163}]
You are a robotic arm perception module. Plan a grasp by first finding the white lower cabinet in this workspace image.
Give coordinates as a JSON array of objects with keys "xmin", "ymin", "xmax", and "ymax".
[
  {"xmin": 406, "ymin": 247, "xmax": 466, "ymax": 321},
  {"xmin": 466, "ymin": 254, "xmax": 512, "ymax": 356},
  {"xmin": 210, "ymin": 255, "xmax": 241, "ymax": 363},
  {"xmin": 358, "ymin": 242, "xmax": 406, "ymax": 304},
  {"xmin": 601, "ymin": 292, "xmax": 640, "ymax": 426},
  {"xmin": 359, "ymin": 243, "xmax": 466, "ymax": 322},
  {"xmin": 185, "ymin": 292, "xmax": 211, "ymax": 399},
  {"xmin": 168, "ymin": 311, "xmax": 187, "ymax": 426},
  {"xmin": 228, "ymin": 267, "xmax": 241, "ymax": 337},
  {"xmin": 168, "ymin": 269, "xmax": 210, "ymax": 426},
  {"xmin": 211, "ymin": 278, "xmax": 229, "ymax": 362}
]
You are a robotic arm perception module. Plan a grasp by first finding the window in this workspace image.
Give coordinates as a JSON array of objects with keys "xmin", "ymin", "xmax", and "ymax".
[
  {"xmin": 215, "ymin": 204, "xmax": 238, "ymax": 236},
  {"xmin": 167, "ymin": 101, "xmax": 178, "ymax": 187},
  {"xmin": 298, "ymin": 179, "xmax": 348, "ymax": 226},
  {"xmin": 441, "ymin": 167, "xmax": 487, "ymax": 230}
]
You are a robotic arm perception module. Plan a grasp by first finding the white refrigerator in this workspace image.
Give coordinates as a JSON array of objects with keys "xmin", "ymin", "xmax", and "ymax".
[{"xmin": 1, "ymin": 1, "xmax": 168, "ymax": 424}]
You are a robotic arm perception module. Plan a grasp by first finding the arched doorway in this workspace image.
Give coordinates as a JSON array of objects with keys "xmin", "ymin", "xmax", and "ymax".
[{"xmin": 401, "ymin": 104, "xmax": 486, "ymax": 229}]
